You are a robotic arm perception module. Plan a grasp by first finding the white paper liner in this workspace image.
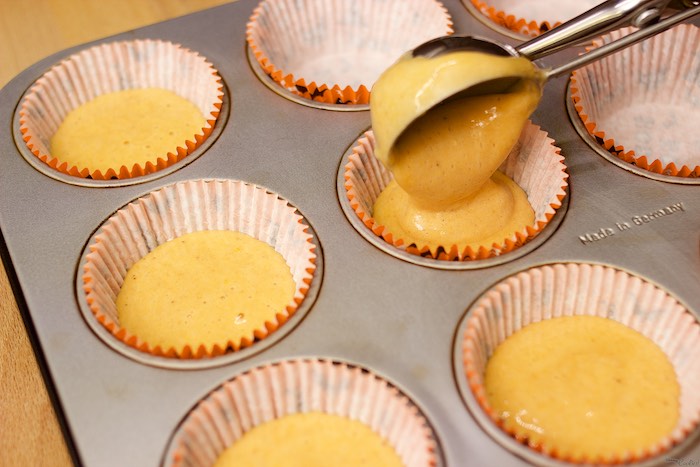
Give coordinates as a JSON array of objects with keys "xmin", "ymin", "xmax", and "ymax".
[
  {"xmin": 469, "ymin": 0, "xmax": 601, "ymax": 36},
  {"xmin": 82, "ymin": 179, "xmax": 317, "ymax": 358},
  {"xmin": 246, "ymin": 0, "xmax": 453, "ymax": 104},
  {"xmin": 344, "ymin": 121, "xmax": 568, "ymax": 260},
  {"xmin": 168, "ymin": 359, "xmax": 438, "ymax": 466},
  {"xmin": 571, "ymin": 25, "xmax": 700, "ymax": 177},
  {"xmin": 462, "ymin": 262, "xmax": 700, "ymax": 463},
  {"xmin": 19, "ymin": 39, "xmax": 223, "ymax": 179}
]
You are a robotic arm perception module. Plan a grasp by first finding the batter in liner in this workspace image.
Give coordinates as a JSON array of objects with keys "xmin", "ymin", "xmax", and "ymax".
[
  {"xmin": 213, "ymin": 412, "xmax": 403, "ymax": 467},
  {"xmin": 484, "ymin": 315, "xmax": 679, "ymax": 460},
  {"xmin": 51, "ymin": 88, "xmax": 205, "ymax": 173},
  {"xmin": 370, "ymin": 52, "xmax": 543, "ymax": 252}
]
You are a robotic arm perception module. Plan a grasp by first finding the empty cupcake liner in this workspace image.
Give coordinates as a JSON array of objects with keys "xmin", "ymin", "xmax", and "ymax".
[
  {"xmin": 167, "ymin": 358, "xmax": 439, "ymax": 466},
  {"xmin": 246, "ymin": 0, "xmax": 453, "ymax": 105},
  {"xmin": 344, "ymin": 121, "xmax": 568, "ymax": 261},
  {"xmin": 570, "ymin": 24, "xmax": 700, "ymax": 178},
  {"xmin": 82, "ymin": 179, "xmax": 317, "ymax": 359},
  {"xmin": 467, "ymin": 0, "xmax": 600, "ymax": 37},
  {"xmin": 19, "ymin": 39, "xmax": 223, "ymax": 180},
  {"xmin": 460, "ymin": 262, "xmax": 700, "ymax": 464}
]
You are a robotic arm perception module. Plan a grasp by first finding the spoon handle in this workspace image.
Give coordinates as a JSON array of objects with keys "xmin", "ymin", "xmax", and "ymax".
[
  {"xmin": 545, "ymin": 5, "xmax": 700, "ymax": 78},
  {"xmin": 517, "ymin": 0, "xmax": 693, "ymax": 59}
]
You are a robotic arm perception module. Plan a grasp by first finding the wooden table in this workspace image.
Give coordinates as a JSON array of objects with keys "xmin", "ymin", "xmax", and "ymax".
[{"xmin": 0, "ymin": 1, "xmax": 231, "ymax": 464}]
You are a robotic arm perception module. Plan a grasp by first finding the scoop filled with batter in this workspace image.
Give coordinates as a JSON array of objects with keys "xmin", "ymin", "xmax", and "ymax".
[{"xmin": 369, "ymin": 51, "xmax": 545, "ymax": 253}]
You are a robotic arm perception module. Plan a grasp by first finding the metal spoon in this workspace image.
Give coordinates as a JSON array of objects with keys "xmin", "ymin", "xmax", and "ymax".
[
  {"xmin": 412, "ymin": 0, "xmax": 700, "ymax": 93},
  {"xmin": 370, "ymin": 0, "xmax": 700, "ymax": 162}
]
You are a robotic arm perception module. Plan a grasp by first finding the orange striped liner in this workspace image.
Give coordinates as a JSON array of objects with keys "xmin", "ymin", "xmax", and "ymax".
[
  {"xmin": 82, "ymin": 179, "xmax": 317, "ymax": 359},
  {"xmin": 461, "ymin": 262, "xmax": 700, "ymax": 463},
  {"xmin": 570, "ymin": 25, "xmax": 700, "ymax": 178},
  {"xmin": 344, "ymin": 122, "xmax": 568, "ymax": 261},
  {"xmin": 19, "ymin": 39, "xmax": 223, "ymax": 180},
  {"xmin": 246, "ymin": 0, "xmax": 453, "ymax": 106}
]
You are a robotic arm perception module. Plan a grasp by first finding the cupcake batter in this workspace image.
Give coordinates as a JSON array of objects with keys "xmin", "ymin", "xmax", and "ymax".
[
  {"xmin": 116, "ymin": 230, "xmax": 295, "ymax": 354},
  {"xmin": 484, "ymin": 315, "xmax": 679, "ymax": 460},
  {"xmin": 370, "ymin": 52, "xmax": 543, "ymax": 252},
  {"xmin": 213, "ymin": 412, "xmax": 403, "ymax": 467},
  {"xmin": 50, "ymin": 88, "xmax": 205, "ymax": 173}
]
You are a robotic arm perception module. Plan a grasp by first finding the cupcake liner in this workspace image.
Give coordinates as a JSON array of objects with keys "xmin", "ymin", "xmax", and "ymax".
[
  {"xmin": 246, "ymin": 0, "xmax": 453, "ymax": 105},
  {"xmin": 344, "ymin": 121, "xmax": 568, "ymax": 261},
  {"xmin": 467, "ymin": 0, "xmax": 601, "ymax": 37},
  {"xmin": 19, "ymin": 39, "xmax": 223, "ymax": 180},
  {"xmin": 570, "ymin": 24, "xmax": 700, "ymax": 178},
  {"xmin": 167, "ymin": 359, "xmax": 438, "ymax": 466},
  {"xmin": 82, "ymin": 179, "xmax": 317, "ymax": 358},
  {"xmin": 461, "ymin": 262, "xmax": 700, "ymax": 464}
]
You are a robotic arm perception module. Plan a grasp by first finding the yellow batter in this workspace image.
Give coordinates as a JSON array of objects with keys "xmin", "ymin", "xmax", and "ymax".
[
  {"xmin": 51, "ymin": 88, "xmax": 205, "ymax": 173},
  {"xmin": 116, "ymin": 230, "xmax": 295, "ymax": 353},
  {"xmin": 484, "ymin": 315, "xmax": 679, "ymax": 460},
  {"xmin": 374, "ymin": 172, "xmax": 533, "ymax": 251},
  {"xmin": 213, "ymin": 412, "xmax": 403, "ymax": 467},
  {"xmin": 370, "ymin": 52, "xmax": 544, "ymax": 252}
]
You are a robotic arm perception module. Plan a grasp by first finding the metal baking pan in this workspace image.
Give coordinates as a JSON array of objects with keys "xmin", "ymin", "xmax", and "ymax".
[{"xmin": 1, "ymin": 0, "xmax": 698, "ymax": 465}]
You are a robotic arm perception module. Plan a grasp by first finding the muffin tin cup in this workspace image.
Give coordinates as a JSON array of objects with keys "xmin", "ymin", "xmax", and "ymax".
[
  {"xmin": 164, "ymin": 358, "xmax": 441, "ymax": 467},
  {"xmin": 456, "ymin": 262, "xmax": 700, "ymax": 465},
  {"xmin": 341, "ymin": 121, "xmax": 568, "ymax": 264},
  {"xmin": 463, "ymin": 0, "xmax": 603, "ymax": 38},
  {"xmin": 79, "ymin": 179, "xmax": 319, "ymax": 366},
  {"xmin": 18, "ymin": 39, "xmax": 224, "ymax": 181},
  {"xmin": 1, "ymin": 1, "xmax": 699, "ymax": 466},
  {"xmin": 246, "ymin": 0, "xmax": 453, "ymax": 107},
  {"xmin": 570, "ymin": 24, "xmax": 700, "ymax": 181}
]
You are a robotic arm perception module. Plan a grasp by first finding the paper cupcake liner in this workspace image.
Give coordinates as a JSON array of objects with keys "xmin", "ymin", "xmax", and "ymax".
[
  {"xmin": 570, "ymin": 24, "xmax": 700, "ymax": 178},
  {"xmin": 344, "ymin": 121, "xmax": 568, "ymax": 261},
  {"xmin": 167, "ymin": 358, "xmax": 438, "ymax": 466},
  {"xmin": 468, "ymin": 0, "xmax": 601, "ymax": 37},
  {"xmin": 461, "ymin": 262, "xmax": 700, "ymax": 464},
  {"xmin": 246, "ymin": 0, "xmax": 453, "ymax": 105},
  {"xmin": 82, "ymin": 179, "xmax": 317, "ymax": 358},
  {"xmin": 19, "ymin": 39, "xmax": 223, "ymax": 180}
]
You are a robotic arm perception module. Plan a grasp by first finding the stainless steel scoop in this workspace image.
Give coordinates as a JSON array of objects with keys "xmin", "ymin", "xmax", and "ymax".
[
  {"xmin": 413, "ymin": 0, "xmax": 700, "ymax": 92},
  {"xmin": 370, "ymin": 0, "xmax": 700, "ymax": 160}
]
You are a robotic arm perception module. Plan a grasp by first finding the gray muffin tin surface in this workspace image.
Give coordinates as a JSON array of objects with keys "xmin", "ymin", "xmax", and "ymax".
[{"xmin": 1, "ymin": 1, "xmax": 699, "ymax": 466}]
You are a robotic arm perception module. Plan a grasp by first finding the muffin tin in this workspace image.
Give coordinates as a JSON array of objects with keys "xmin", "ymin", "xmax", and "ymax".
[{"xmin": 0, "ymin": 0, "xmax": 699, "ymax": 466}]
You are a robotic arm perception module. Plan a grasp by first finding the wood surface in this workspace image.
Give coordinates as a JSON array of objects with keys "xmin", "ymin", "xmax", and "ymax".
[{"xmin": 0, "ymin": 1, "xmax": 231, "ymax": 465}]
